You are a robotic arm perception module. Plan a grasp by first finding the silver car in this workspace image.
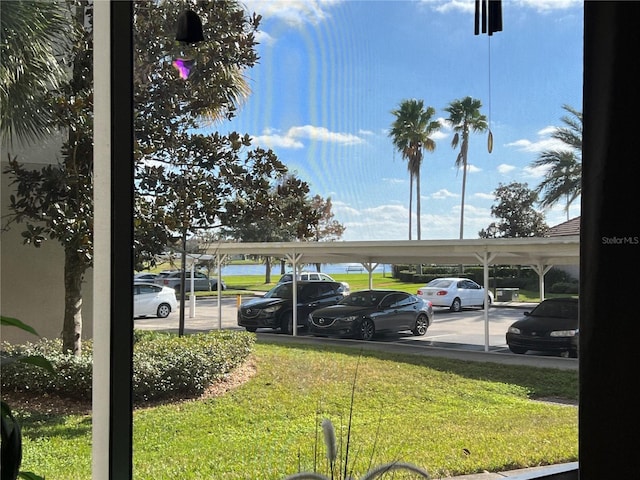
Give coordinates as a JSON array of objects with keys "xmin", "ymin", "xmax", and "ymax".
[{"xmin": 154, "ymin": 270, "xmax": 226, "ymax": 293}]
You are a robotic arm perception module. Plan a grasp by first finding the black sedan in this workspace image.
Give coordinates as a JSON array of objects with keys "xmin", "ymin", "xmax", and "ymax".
[
  {"xmin": 506, "ymin": 297, "xmax": 579, "ymax": 357},
  {"xmin": 238, "ymin": 280, "xmax": 347, "ymax": 334},
  {"xmin": 308, "ymin": 290, "xmax": 433, "ymax": 341}
]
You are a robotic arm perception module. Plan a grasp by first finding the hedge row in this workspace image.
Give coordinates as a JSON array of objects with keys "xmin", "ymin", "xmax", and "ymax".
[
  {"xmin": 393, "ymin": 264, "xmax": 578, "ymax": 293},
  {"xmin": 1, "ymin": 329, "xmax": 256, "ymax": 404}
]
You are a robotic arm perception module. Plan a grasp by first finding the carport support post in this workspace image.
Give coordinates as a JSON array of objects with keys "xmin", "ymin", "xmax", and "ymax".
[
  {"xmin": 217, "ymin": 253, "xmax": 227, "ymax": 330},
  {"xmin": 530, "ymin": 263, "xmax": 552, "ymax": 302},
  {"xmin": 285, "ymin": 252, "xmax": 304, "ymax": 336},
  {"xmin": 363, "ymin": 262, "xmax": 378, "ymax": 289},
  {"xmin": 475, "ymin": 251, "xmax": 495, "ymax": 352},
  {"xmin": 189, "ymin": 262, "xmax": 196, "ymax": 318}
]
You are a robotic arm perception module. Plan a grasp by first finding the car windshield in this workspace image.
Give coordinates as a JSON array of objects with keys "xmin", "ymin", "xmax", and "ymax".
[
  {"xmin": 427, "ymin": 279, "xmax": 453, "ymax": 288},
  {"xmin": 531, "ymin": 300, "xmax": 578, "ymax": 319},
  {"xmin": 339, "ymin": 292, "xmax": 384, "ymax": 307},
  {"xmin": 264, "ymin": 283, "xmax": 296, "ymax": 299}
]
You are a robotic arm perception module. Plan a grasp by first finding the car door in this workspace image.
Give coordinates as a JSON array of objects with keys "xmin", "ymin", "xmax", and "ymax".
[
  {"xmin": 134, "ymin": 283, "xmax": 161, "ymax": 317},
  {"xmin": 375, "ymin": 293, "xmax": 409, "ymax": 332},
  {"xmin": 462, "ymin": 280, "xmax": 483, "ymax": 306}
]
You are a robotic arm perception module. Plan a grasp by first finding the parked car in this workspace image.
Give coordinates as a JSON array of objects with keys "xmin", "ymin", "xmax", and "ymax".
[
  {"xmin": 133, "ymin": 282, "xmax": 178, "ymax": 318},
  {"xmin": 278, "ymin": 271, "xmax": 350, "ymax": 293},
  {"xmin": 237, "ymin": 280, "xmax": 347, "ymax": 334},
  {"xmin": 506, "ymin": 297, "xmax": 579, "ymax": 357},
  {"xmin": 308, "ymin": 290, "xmax": 433, "ymax": 341},
  {"xmin": 417, "ymin": 277, "xmax": 492, "ymax": 312},
  {"xmin": 154, "ymin": 270, "xmax": 226, "ymax": 293},
  {"xmin": 133, "ymin": 272, "xmax": 158, "ymax": 282}
]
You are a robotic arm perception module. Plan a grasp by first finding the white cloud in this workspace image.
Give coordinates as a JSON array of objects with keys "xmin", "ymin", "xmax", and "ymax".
[
  {"xmin": 467, "ymin": 164, "xmax": 481, "ymax": 173},
  {"xmin": 474, "ymin": 192, "xmax": 494, "ymax": 200},
  {"xmin": 243, "ymin": 0, "xmax": 342, "ymax": 27},
  {"xmin": 251, "ymin": 125, "xmax": 364, "ymax": 149},
  {"xmin": 421, "ymin": 0, "xmax": 581, "ymax": 15},
  {"xmin": 497, "ymin": 163, "xmax": 516, "ymax": 174},
  {"xmin": 251, "ymin": 130, "xmax": 305, "ymax": 149},
  {"xmin": 431, "ymin": 188, "xmax": 457, "ymax": 200},
  {"xmin": 254, "ymin": 30, "xmax": 275, "ymax": 47},
  {"xmin": 506, "ymin": 126, "xmax": 570, "ymax": 154},
  {"xmin": 288, "ymin": 125, "xmax": 364, "ymax": 145},
  {"xmin": 383, "ymin": 177, "xmax": 406, "ymax": 185},
  {"xmin": 358, "ymin": 129, "xmax": 375, "ymax": 136},
  {"xmin": 523, "ymin": 164, "xmax": 550, "ymax": 179}
]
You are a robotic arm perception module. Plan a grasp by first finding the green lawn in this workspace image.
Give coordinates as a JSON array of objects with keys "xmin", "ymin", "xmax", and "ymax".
[
  {"xmin": 202, "ymin": 272, "xmax": 549, "ymax": 302},
  {"xmin": 18, "ymin": 340, "xmax": 578, "ymax": 479}
]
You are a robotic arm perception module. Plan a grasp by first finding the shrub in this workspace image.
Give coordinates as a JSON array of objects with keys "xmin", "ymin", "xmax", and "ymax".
[{"xmin": 1, "ymin": 330, "xmax": 256, "ymax": 404}]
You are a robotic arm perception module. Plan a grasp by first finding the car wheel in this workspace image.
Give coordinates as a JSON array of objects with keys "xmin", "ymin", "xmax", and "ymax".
[
  {"xmin": 412, "ymin": 314, "xmax": 429, "ymax": 336},
  {"xmin": 358, "ymin": 319, "xmax": 375, "ymax": 341},
  {"xmin": 156, "ymin": 303, "xmax": 171, "ymax": 318},
  {"xmin": 450, "ymin": 298, "xmax": 462, "ymax": 312},
  {"xmin": 280, "ymin": 311, "xmax": 294, "ymax": 335},
  {"xmin": 245, "ymin": 327, "xmax": 257, "ymax": 333},
  {"xmin": 508, "ymin": 346, "xmax": 528, "ymax": 355}
]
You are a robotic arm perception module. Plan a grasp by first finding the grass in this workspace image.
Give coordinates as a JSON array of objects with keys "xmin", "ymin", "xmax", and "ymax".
[
  {"xmin": 197, "ymin": 271, "xmax": 553, "ymax": 303},
  {"xmin": 16, "ymin": 340, "xmax": 578, "ymax": 479}
]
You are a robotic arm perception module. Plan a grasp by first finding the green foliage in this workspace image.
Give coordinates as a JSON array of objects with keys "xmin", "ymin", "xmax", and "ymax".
[
  {"xmin": 479, "ymin": 182, "xmax": 549, "ymax": 238},
  {"xmin": 531, "ymin": 105, "xmax": 582, "ymax": 213},
  {"xmin": 389, "ymin": 99, "xmax": 441, "ymax": 240},
  {"xmin": 2, "ymin": 331, "xmax": 255, "ymax": 404},
  {"xmin": 132, "ymin": 330, "xmax": 255, "ymax": 402},
  {"xmin": 1, "ymin": 316, "xmax": 51, "ymax": 480}
]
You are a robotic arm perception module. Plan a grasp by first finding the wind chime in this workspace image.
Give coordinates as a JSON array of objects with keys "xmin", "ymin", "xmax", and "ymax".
[{"xmin": 474, "ymin": 0, "xmax": 502, "ymax": 153}]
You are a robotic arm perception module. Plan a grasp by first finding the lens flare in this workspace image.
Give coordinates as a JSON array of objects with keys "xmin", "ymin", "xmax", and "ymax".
[{"xmin": 172, "ymin": 58, "xmax": 194, "ymax": 80}]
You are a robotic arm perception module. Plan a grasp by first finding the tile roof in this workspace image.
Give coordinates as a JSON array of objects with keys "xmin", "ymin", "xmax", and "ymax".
[{"xmin": 547, "ymin": 216, "xmax": 580, "ymax": 236}]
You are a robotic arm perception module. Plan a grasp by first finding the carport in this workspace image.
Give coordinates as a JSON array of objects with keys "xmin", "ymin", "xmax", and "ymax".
[{"xmin": 202, "ymin": 236, "xmax": 580, "ymax": 351}]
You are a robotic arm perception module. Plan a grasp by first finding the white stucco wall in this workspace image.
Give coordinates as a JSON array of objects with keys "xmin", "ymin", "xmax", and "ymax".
[{"xmin": 1, "ymin": 136, "xmax": 94, "ymax": 344}]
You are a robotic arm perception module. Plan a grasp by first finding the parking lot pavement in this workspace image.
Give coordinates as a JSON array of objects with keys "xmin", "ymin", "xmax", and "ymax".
[{"xmin": 133, "ymin": 296, "xmax": 577, "ymax": 371}]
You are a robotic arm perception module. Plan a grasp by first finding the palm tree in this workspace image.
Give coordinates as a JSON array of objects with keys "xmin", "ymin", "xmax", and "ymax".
[
  {"xmin": 389, "ymin": 99, "xmax": 440, "ymax": 240},
  {"xmin": 531, "ymin": 104, "xmax": 582, "ymax": 219},
  {"xmin": 444, "ymin": 96, "xmax": 488, "ymax": 239},
  {"xmin": 0, "ymin": 1, "xmax": 72, "ymax": 146}
]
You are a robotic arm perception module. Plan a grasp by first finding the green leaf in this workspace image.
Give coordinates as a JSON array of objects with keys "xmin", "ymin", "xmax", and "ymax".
[
  {"xmin": 20, "ymin": 355, "xmax": 55, "ymax": 373},
  {"xmin": 19, "ymin": 472, "xmax": 46, "ymax": 480},
  {"xmin": 0, "ymin": 316, "xmax": 40, "ymax": 336}
]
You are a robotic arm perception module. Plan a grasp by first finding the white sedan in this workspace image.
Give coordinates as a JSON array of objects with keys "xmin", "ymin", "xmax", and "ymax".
[
  {"xmin": 417, "ymin": 277, "xmax": 493, "ymax": 312},
  {"xmin": 134, "ymin": 283, "xmax": 178, "ymax": 318}
]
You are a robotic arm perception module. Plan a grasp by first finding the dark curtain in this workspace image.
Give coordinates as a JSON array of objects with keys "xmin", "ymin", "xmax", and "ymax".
[{"xmin": 580, "ymin": 2, "xmax": 640, "ymax": 478}]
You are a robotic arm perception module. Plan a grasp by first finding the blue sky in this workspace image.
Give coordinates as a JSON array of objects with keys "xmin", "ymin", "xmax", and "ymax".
[{"xmin": 209, "ymin": 0, "xmax": 584, "ymax": 241}]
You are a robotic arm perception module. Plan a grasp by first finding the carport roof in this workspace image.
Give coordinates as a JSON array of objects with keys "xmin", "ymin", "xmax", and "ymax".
[{"xmin": 202, "ymin": 236, "xmax": 580, "ymax": 267}]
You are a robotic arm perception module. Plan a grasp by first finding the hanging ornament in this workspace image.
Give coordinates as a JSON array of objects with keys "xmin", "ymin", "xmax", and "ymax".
[{"xmin": 488, "ymin": 130, "xmax": 493, "ymax": 153}]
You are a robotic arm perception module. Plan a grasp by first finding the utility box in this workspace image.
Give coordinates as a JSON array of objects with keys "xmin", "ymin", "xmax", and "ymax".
[{"xmin": 496, "ymin": 288, "xmax": 519, "ymax": 301}]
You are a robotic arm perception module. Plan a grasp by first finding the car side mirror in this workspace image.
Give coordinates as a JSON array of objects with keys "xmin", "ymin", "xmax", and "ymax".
[{"xmin": 524, "ymin": 311, "xmax": 531, "ymax": 316}]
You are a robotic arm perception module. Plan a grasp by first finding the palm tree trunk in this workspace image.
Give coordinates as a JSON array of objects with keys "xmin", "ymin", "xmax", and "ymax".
[
  {"xmin": 408, "ymin": 172, "xmax": 413, "ymax": 240},
  {"xmin": 459, "ymin": 159, "xmax": 467, "ymax": 240},
  {"xmin": 416, "ymin": 168, "xmax": 422, "ymax": 240}
]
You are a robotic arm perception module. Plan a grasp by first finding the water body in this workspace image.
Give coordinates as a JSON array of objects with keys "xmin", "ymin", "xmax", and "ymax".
[{"xmin": 220, "ymin": 263, "xmax": 391, "ymax": 276}]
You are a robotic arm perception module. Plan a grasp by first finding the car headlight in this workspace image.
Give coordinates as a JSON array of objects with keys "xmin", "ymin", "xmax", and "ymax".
[
  {"xmin": 508, "ymin": 326, "xmax": 521, "ymax": 334},
  {"xmin": 262, "ymin": 305, "xmax": 282, "ymax": 314},
  {"xmin": 550, "ymin": 329, "xmax": 578, "ymax": 337},
  {"xmin": 337, "ymin": 316, "xmax": 358, "ymax": 323}
]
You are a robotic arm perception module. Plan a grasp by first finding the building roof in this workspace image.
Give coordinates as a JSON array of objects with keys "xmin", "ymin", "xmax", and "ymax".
[{"xmin": 547, "ymin": 216, "xmax": 581, "ymax": 237}]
